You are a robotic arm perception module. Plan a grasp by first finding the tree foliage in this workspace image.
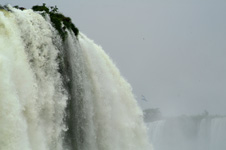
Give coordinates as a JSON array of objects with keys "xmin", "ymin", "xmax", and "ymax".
[
  {"xmin": 32, "ymin": 3, "xmax": 79, "ymax": 40},
  {"xmin": 0, "ymin": 5, "xmax": 11, "ymax": 12}
]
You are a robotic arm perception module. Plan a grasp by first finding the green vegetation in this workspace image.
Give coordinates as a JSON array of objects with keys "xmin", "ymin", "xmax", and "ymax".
[
  {"xmin": 0, "ymin": 5, "xmax": 5, "ymax": 10},
  {"xmin": 0, "ymin": 5, "xmax": 12, "ymax": 16},
  {"xmin": 1, "ymin": 4, "xmax": 79, "ymax": 40},
  {"xmin": 0, "ymin": 5, "xmax": 11, "ymax": 12},
  {"xmin": 32, "ymin": 3, "xmax": 79, "ymax": 40},
  {"xmin": 32, "ymin": 3, "xmax": 50, "ymax": 13}
]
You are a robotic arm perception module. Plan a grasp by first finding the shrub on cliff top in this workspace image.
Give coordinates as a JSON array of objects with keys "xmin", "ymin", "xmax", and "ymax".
[{"xmin": 32, "ymin": 3, "xmax": 79, "ymax": 40}]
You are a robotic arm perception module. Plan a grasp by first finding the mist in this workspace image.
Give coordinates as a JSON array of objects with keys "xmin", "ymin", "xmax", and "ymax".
[
  {"xmin": 146, "ymin": 114, "xmax": 226, "ymax": 150},
  {"xmin": 2, "ymin": 0, "xmax": 226, "ymax": 117},
  {"xmin": 1, "ymin": 1, "xmax": 226, "ymax": 150}
]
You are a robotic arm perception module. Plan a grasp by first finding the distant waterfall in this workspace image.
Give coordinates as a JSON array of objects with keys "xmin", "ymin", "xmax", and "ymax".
[
  {"xmin": 147, "ymin": 116, "xmax": 226, "ymax": 150},
  {"xmin": 0, "ymin": 6, "xmax": 150, "ymax": 150}
]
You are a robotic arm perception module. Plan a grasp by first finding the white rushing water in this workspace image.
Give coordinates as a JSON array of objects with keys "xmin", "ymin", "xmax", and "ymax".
[
  {"xmin": 147, "ymin": 116, "xmax": 226, "ymax": 150},
  {"xmin": 0, "ymin": 7, "xmax": 150, "ymax": 150}
]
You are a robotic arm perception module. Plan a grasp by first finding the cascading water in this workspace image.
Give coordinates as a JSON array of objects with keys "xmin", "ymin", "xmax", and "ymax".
[
  {"xmin": 0, "ymin": 6, "xmax": 150, "ymax": 150},
  {"xmin": 146, "ymin": 116, "xmax": 226, "ymax": 150}
]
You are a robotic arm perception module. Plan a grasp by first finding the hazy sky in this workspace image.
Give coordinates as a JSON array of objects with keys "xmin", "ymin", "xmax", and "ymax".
[{"xmin": 2, "ymin": 0, "xmax": 226, "ymax": 116}]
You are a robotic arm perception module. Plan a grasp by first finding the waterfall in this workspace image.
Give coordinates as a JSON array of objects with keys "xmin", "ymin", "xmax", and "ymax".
[
  {"xmin": 198, "ymin": 117, "xmax": 226, "ymax": 150},
  {"xmin": 147, "ymin": 116, "xmax": 226, "ymax": 150},
  {"xmin": 0, "ymin": 6, "xmax": 150, "ymax": 150}
]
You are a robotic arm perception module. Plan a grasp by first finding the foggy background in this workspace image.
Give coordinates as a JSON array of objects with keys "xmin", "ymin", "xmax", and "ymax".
[{"xmin": 2, "ymin": 0, "xmax": 226, "ymax": 116}]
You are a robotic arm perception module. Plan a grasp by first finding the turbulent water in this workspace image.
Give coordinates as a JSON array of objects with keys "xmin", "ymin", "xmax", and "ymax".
[
  {"xmin": 147, "ymin": 116, "xmax": 226, "ymax": 150},
  {"xmin": 0, "ymin": 7, "xmax": 150, "ymax": 150}
]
